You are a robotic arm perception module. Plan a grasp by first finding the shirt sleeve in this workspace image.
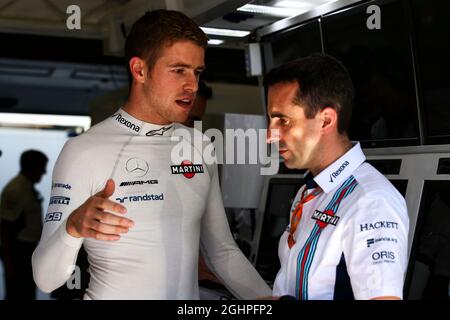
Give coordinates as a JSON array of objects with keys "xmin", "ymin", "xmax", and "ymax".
[
  {"xmin": 32, "ymin": 139, "xmax": 92, "ymax": 293},
  {"xmin": 344, "ymin": 193, "xmax": 409, "ymax": 300},
  {"xmin": 199, "ymin": 160, "xmax": 272, "ymax": 299}
]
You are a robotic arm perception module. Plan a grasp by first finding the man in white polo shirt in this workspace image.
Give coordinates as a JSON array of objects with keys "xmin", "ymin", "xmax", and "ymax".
[{"xmin": 264, "ymin": 54, "xmax": 409, "ymax": 300}]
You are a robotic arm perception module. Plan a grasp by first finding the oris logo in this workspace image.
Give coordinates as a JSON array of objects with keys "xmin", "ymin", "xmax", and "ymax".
[
  {"xmin": 372, "ymin": 251, "xmax": 396, "ymax": 263},
  {"xmin": 126, "ymin": 158, "xmax": 149, "ymax": 177},
  {"xmin": 329, "ymin": 161, "xmax": 349, "ymax": 183}
]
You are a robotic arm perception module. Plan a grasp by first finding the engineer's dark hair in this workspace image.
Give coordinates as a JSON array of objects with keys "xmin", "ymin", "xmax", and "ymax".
[
  {"xmin": 20, "ymin": 150, "xmax": 48, "ymax": 173},
  {"xmin": 125, "ymin": 9, "xmax": 208, "ymax": 84},
  {"xmin": 263, "ymin": 53, "xmax": 354, "ymax": 134}
]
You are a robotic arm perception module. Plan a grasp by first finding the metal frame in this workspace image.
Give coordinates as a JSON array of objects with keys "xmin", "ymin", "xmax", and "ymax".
[{"xmin": 256, "ymin": 0, "xmax": 363, "ymax": 39}]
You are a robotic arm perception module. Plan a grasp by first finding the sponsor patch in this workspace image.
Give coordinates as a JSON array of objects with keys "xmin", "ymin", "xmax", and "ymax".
[
  {"xmin": 49, "ymin": 196, "xmax": 70, "ymax": 205},
  {"xmin": 119, "ymin": 180, "xmax": 158, "ymax": 187},
  {"xmin": 311, "ymin": 210, "xmax": 340, "ymax": 227},
  {"xmin": 116, "ymin": 193, "xmax": 164, "ymax": 203},
  {"xmin": 52, "ymin": 183, "xmax": 72, "ymax": 190},
  {"xmin": 171, "ymin": 160, "xmax": 204, "ymax": 179},
  {"xmin": 360, "ymin": 221, "xmax": 399, "ymax": 232},
  {"xmin": 112, "ymin": 113, "xmax": 140, "ymax": 133},
  {"xmin": 367, "ymin": 237, "xmax": 398, "ymax": 247},
  {"xmin": 126, "ymin": 158, "xmax": 149, "ymax": 177},
  {"xmin": 371, "ymin": 251, "xmax": 396, "ymax": 264},
  {"xmin": 45, "ymin": 212, "xmax": 62, "ymax": 222}
]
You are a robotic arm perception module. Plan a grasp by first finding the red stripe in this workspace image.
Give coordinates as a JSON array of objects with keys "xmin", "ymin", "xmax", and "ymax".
[{"xmin": 298, "ymin": 242, "xmax": 312, "ymax": 298}]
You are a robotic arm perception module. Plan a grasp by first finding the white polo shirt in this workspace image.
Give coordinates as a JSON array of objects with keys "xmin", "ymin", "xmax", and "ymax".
[{"xmin": 273, "ymin": 142, "xmax": 409, "ymax": 300}]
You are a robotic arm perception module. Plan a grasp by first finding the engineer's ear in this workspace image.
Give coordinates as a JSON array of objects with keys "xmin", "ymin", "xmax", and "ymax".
[{"xmin": 320, "ymin": 107, "xmax": 338, "ymax": 134}]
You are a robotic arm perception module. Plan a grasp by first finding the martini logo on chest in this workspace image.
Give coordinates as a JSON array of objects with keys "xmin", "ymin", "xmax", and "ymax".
[
  {"xmin": 312, "ymin": 209, "xmax": 340, "ymax": 228},
  {"xmin": 171, "ymin": 160, "xmax": 204, "ymax": 179}
]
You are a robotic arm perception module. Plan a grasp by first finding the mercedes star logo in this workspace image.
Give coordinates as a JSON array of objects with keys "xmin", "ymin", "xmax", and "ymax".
[{"xmin": 126, "ymin": 158, "xmax": 149, "ymax": 177}]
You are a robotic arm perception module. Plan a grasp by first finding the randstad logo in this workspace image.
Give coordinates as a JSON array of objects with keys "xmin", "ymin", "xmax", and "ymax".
[
  {"xmin": 116, "ymin": 193, "xmax": 164, "ymax": 203},
  {"xmin": 329, "ymin": 161, "xmax": 350, "ymax": 183},
  {"xmin": 112, "ymin": 113, "xmax": 140, "ymax": 133}
]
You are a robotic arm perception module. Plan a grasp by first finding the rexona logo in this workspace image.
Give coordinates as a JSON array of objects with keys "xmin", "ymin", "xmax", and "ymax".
[
  {"xmin": 116, "ymin": 193, "xmax": 164, "ymax": 203},
  {"xmin": 45, "ymin": 212, "xmax": 62, "ymax": 222},
  {"xmin": 112, "ymin": 113, "xmax": 140, "ymax": 133},
  {"xmin": 329, "ymin": 161, "xmax": 350, "ymax": 183},
  {"xmin": 312, "ymin": 210, "xmax": 340, "ymax": 228},
  {"xmin": 171, "ymin": 160, "xmax": 204, "ymax": 179},
  {"xmin": 49, "ymin": 196, "xmax": 70, "ymax": 205},
  {"xmin": 119, "ymin": 180, "xmax": 159, "ymax": 187},
  {"xmin": 371, "ymin": 251, "xmax": 396, "ymax": 264},
  {"xmin": 360, "ymin": 221, "xmax": 398, "ymax": 232}
]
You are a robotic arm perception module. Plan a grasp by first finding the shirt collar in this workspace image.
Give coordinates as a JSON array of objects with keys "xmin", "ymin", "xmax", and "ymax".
[
  {"xmin": 110, "ymin": 108, "xmax": 175, "ymax": 137},
  {"xmin": 307, "ymin": 142, "xmax": 366, "ymax": 194},
  {"xmin": 304, "ymin": 172, "xmax": 319, "ymax": 190}
]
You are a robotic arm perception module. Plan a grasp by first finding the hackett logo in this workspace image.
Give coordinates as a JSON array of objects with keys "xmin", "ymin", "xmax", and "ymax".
[
  {"xmin": 112, "ymin": 113, "xmax": 140, "ymax": 133},
  {"xmin": 360, "ymin": 221, "xmax": 399, "ymax": 232},
  {"xmin": 329, "ymin": 161, "xmax": 350, "ymax": 183}
]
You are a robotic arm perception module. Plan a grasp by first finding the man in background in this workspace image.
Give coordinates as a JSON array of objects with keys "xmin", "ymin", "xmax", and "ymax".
[{"xmin": 1, "ymin": 150, "xmax": 47, "ymax": 299}]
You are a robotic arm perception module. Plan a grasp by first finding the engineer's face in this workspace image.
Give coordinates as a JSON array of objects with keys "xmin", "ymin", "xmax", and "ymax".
[{"xmin": 267, "ymin": 81, "xmax": 322, "ymax": 169}]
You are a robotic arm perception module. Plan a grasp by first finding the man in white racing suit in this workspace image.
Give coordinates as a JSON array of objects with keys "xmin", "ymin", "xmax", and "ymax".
[{"xmin": 32, "ymin": 10, "xmax": 271, "ymax": 300}]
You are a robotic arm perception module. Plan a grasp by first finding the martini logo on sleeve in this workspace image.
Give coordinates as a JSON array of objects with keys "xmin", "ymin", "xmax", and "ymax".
[{"xmin": 171, "ymin": 160, "xmax": 204, "ymax": 179}]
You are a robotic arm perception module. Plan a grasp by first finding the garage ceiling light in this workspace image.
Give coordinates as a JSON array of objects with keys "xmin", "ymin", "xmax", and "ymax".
[{"xmin": 201, "ymin": 27, "xmax": 250, "ymax": 37}]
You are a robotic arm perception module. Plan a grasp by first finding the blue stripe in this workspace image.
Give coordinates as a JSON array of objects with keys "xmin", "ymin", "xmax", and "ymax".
[
  {"xmin": 330, "ymin": 180, "xmax": 357, "ymax": 213},
  {"xmin": 302, "ymin": 230, "xmax": 321, "ymax": 299},
  {"xmin": 301, "ymin": 228, "xmax": 320, "ymax": 299},
  {"xmin": 295, "ymin": 224, "xmax": 319, "ymax": 298},
  {"xmin": 297, "ymin": 176, "xmax": 359, "ymax": 300},
  {"xmin": 325, "ymin": 177, "xmax": 353, "ymax": 210},
  {"xmin": 325, "ymin": 177, "xmax": 355, "ymax": 211}
]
